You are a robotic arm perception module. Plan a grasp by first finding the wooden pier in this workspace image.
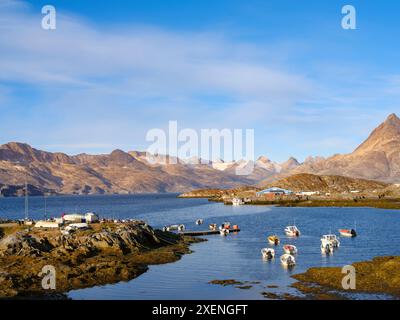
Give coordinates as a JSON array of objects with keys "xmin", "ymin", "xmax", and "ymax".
[{"xmin": 179, "ymin": 229, "xmax": 241, "ymax": 236}]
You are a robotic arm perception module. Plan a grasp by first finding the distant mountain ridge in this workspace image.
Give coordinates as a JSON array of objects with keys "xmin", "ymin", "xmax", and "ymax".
[
  {"xmin": 0, "ymin": 142, "xmax": 292, "ymax": 195},
  {"xmin": 0, "ymin": 113, "xmax": 399, "ymax": 196}
]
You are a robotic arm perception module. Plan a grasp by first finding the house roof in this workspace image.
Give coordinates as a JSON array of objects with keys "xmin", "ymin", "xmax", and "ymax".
[{"xmin": 256, "ymin": 187, "xmax": 293, "ymax": 194}]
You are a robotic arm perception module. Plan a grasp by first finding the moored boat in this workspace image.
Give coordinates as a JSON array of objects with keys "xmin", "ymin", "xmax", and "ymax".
[
  {"xmin": 209, "ymin": 223, "xmax": 217, "ymax": 231},
  {"xmin": 164, "ymin": 224, "xmax": 179, "ymax": 231},
  {"xmin": 284, "ymin": 225, "xmax": 300, "ymax": 237},
  {"xmin": 321, "ymin": 234, "xmax": 340, "ymax": 248},
  {"xmin": 196, "ymin": 219, "xmax": 204, "ymax": 225},
  {"xmin": 283, "ymin": 244, "xmax": 298, "ymax": 255},
  {"xmin": 220, "ymin": 229, "xmax": 229, "ymax": 236},
  {"xmin": 261, "ymin": 248, "xmax": 275, "ymax": 260},
  {"xmin": 268, "ymin": 235, "xmax": 280, "ymax": 245},
  {"xmin": 280, "ymin": 254, "xmax": 296, "ymax": 267},
  {"xmin": 321, "ymin": 241, "xmax": 334, "ymax": 254},
  {"xmin": 339, "ymin": 229, "xmax": 357, "ymax": 237}
]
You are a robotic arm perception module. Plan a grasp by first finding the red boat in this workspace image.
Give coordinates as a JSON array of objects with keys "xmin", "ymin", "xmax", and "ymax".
[{"xmin": 339, "ymin": 229, "xmax": 357, "ymax": 237}]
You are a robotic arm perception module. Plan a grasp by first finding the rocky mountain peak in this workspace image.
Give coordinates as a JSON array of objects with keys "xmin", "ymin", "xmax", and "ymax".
[
  {"xmin": 386, "ymin": 113, "xmax": 400, "ymax": 123},
  {"xmin": 257, "ymin": 155, "xmax": 271, "ymax": 163},
  {"xmin": 109, "ymin": 149, "xmax": 135, "ymax": 164},
  {"xmin": 280, "ymin": 157, "xmax": 300, "ymax": 171},
  {"xmin": 354, "ymin": 113, "xmax": 400, "ymax": 154}
]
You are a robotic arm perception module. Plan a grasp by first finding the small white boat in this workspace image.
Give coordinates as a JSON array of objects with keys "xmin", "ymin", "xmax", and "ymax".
[
  {"xmin": 209, "ymin": 223, "xmax": 217, "ymax": 231},
  {"xmin": 339, "ymin": 229, "xmax": 357, "ymax": 237},
  {"xmin": 321, "ymin": 242, "xmax": 334, "ymax": 254},
  {"xmin": 280, "ymin": 254, "xmax": 296, "ymax": 267},
  {"xmin": 232, "ymin": 198, "xmax": 244, "ymax": 206},
  {"xmin": 177, "ymin": 224, "xmax": 185, "ymax": 231},
  {"xmin": 165, "ymin": 224, "xmax": 178, "ymax": 231},
  {"xmin": 268, "ymin": 235, "xmax": 280, "ymax": 246},
  {"xmin": 220, "ymin": 229, "xmax": 229, "ymax": 236},
  {"xmin": 196, "ymin": 219, "xmax": 203, "ymax": 225},
  {"xmin": 283, "ymin": 244, "xmax": 298, "ymax": 255},
  {"xmin": 285, "ymin": 226, "xmax": 300, "ymax": 237},
  {"xmin": 321, "ymin": 234, "xmax": 340, "ymax": 248},
  {"xmin": 261, "ymin": 248, "xmax": 275, "ymax": 260}
]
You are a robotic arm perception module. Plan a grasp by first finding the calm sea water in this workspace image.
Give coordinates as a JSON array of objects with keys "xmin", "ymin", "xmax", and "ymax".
[{"xmin": 1, "ymin": 194, "xmax": 399, "ymax": 300}]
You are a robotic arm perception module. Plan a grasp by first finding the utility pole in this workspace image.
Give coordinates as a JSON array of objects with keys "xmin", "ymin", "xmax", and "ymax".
[{"xmin": 25, "ymin": 181, "xmax": 29, "ymax": 221}]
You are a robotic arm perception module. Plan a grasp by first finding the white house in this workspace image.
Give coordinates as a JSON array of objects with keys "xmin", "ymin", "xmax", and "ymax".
[
  {"xmin": 34, "ymin": 221, "xmax": 60, "ymax": 229},
  {"xmin": 299, "ymin": 191, "xmax": 320, "ymax": 196},
  {"xmin": 62, "ymin": 212, "xmax": 99, "ymax": 223},
  {"xmin": 62, "ymin": 213, "xmax": 85, "ymax": 223},
  {"xmin": 85, "ymin": 212, "xmax": 99, "ymax": 223},
  {"xmin": 65, "ymin": 223, "xmax": 89, "ymax": 231},
  {"xmin": 232, "ymin": 198, "xmax": 244, "ymax": 206}
]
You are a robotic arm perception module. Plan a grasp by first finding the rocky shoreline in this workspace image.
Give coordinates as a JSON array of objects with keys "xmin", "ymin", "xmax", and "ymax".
[
  {"xmin": 291, "ymin": 256, "xmax": 400, "ymax": 299},
  {"xmin": 0, "ymin": 221, "xmax": 200, "ymax": 298}
]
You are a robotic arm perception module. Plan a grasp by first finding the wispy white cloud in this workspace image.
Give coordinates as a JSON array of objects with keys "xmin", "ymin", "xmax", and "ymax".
[
  {"xmin": 0, "ymin": 1, "xmax": 312, "ymax": 102},
  {"xmin": 0, "ymin": 0, "xmax": 399, "ymax": 162}
]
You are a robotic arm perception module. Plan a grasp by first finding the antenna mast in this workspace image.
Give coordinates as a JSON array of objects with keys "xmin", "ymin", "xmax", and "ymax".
[{"xmin": 24, "ymin": 180, "xmax": 29, "ymax": 220}]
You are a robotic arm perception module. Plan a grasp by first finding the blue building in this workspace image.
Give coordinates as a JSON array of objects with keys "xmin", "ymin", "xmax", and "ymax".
[{"xmin": 256, "ymin": 187, "xmax": 293, "ymax": 196}]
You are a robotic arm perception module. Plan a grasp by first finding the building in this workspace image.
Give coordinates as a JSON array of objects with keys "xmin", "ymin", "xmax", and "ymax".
[
  {"xmin": 232, "ymin": 198, "xmax": 244, "ymax": 206},
  {"xmin": 65, "ymin": 223, "xmax": 89, "ymax": 231},
  {"xmin": 34, "ymin": 221, "xmax": 61, "ymax": 229},
  {"xmin": 85, "ymin": 212, "xmax": 99, "ymax": 223},
  {"xmin": 62, "ymin": 212, "xmax": 99, "ymax": 223},
  {"xmin": 256, "ymin": 187, "xmax": 294, "ymax": 197},
  {"xmin": 62, "ymin": 213, "xmax": 85, "ymax": 223},
  {"xmin": 298, "ymin": 191, "xmax": 320, "ymax": 196}
]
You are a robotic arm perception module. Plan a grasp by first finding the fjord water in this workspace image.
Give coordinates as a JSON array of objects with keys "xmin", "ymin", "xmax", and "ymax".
[{"xmin": 1, "ymin": 194, "xmax": 399, "ymax": 299}]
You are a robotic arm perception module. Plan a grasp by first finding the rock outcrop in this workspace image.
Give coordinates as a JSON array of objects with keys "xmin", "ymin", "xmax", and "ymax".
[{"xmin": 0, "ymin": 222, "xmax": 196, "ymax": 298}]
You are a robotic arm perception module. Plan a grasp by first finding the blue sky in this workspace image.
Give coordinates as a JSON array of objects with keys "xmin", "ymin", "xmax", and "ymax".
[{"xmin": 1, "ymin": 0, "xmax": 400, "ymax": 162}]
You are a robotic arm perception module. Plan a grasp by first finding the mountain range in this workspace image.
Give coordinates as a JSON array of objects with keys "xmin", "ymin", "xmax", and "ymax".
[{"xmin": 0, "ymin": 113, "xmax": 399, "ymax": 196}]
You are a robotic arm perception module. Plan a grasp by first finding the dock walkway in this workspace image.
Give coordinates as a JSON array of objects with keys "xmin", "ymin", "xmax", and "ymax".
[{"xmin": 179, "ymin": 229, "xmax": 241, "ymax": 236}]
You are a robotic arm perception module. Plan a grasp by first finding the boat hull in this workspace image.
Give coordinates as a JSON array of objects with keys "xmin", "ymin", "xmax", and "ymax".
[
  {"xmin": 283, "ymin": 245, "xmax": 297, "ymax": 255},
  {"xmin": 339, "ymin": 229, "xmax": 357, "ymax": 237},
  {"xmin": 268, "ymin": 236, "xmax": 280, "ymax": 246}
]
